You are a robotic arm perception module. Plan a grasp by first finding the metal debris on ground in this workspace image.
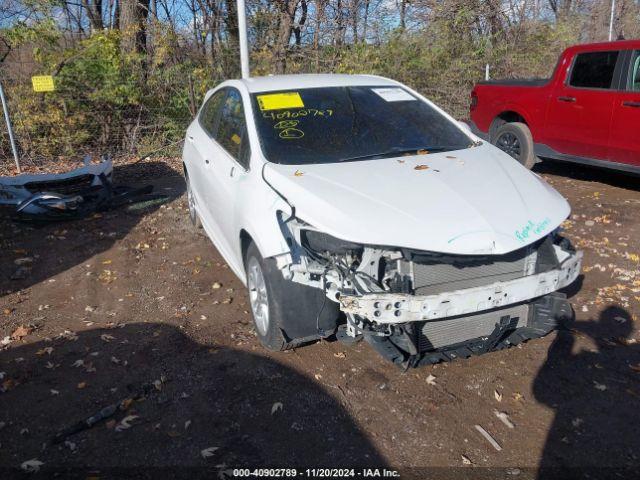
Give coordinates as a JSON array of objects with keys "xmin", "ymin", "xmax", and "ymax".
[
  {"xmin": 474, "ymin": 424, "xmax": 503, "ymax": 451},
  {"xmin": 0, "ymin": 156, "xmax": 168, "ymax": 222}
]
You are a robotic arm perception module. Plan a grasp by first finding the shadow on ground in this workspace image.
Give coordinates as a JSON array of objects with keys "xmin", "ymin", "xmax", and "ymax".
[
  {"xmin": 0, "ymin": 161, "xmax": 185, "ymax": 294},
  {"xmin": 534, "ymin": 306, "xmax": 640, "ymax": 479},
  {"xmin": 534, "ymin": 160, "xmax": 640, "ymax": 191},
  {"xmin": 0, "ymin": 323, "xmax": 385, "ymax": 477}
]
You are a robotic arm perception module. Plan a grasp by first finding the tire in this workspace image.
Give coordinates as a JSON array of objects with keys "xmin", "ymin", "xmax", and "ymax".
[
  {"xmin": 244, "ymin": 242, "xmax": 335, "ymax": 351},
  {"xmin": 185, "ymin": 173, "xmax": 202, "ymax": 229},
  {"xmin": 491, "ymin": 122, "xmax": 537, "ymax": 170}
]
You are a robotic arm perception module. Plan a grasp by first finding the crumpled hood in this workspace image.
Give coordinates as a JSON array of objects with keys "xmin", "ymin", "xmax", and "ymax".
[{"xmin": 263, "ymin": 144, "xmax": 570, "ymax": 255}]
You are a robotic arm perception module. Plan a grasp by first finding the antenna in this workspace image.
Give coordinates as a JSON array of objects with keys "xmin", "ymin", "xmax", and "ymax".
[{"xmin": 237, "ymin": 0, "xmax": 250, "ymax": 78}]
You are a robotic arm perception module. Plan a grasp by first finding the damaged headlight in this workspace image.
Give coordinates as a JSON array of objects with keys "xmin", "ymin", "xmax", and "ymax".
[{"xmin": 301, "ymin": 230, "xmax": 363, "ymax": 255}]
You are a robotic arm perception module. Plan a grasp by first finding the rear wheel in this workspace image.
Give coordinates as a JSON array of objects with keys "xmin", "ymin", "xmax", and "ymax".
[
  {"xmin": 185, "ymin": 173, "xmax": 201, "ymax": 229},
  {"xmin": 491, "ymin": 122, "xmax": 537, "ymax": 170}
]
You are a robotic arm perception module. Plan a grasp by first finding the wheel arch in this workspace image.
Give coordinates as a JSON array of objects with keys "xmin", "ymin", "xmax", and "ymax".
[{"xmin": 490, "ymin": 110, "xmax": 530, "ymax": 140}]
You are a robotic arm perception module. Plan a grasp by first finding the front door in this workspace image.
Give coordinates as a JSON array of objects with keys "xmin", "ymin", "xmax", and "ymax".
[
  {"xmin": 201, "ymin": 87, "xmax": 252, "ymax": 264},
  {"xmin": 544, "ymin": 50, "xmax": 620, "ymax": 160},
  {"xmin": 609, "ymin": 50, "xmax": 640, "ymax": 167}
]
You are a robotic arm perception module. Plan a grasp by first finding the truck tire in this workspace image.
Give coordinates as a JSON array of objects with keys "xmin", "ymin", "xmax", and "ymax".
[
  {"xmin": 244, "ymin": 242, "xmax": 336, "ymax": 351},
  {"xmin": 491, "ymin": 122, "xmax": 537, "ymax": 170}
]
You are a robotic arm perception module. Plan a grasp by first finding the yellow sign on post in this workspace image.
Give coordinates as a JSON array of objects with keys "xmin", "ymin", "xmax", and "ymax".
[{"xmin": 31, "ymin": 75, "xmax": 55, "ymax": 92}]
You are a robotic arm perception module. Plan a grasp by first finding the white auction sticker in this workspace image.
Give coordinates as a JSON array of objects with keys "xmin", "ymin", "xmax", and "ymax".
[{"xmin": 372, "ymin": 87, "xmax": 416, "ymax": 102}]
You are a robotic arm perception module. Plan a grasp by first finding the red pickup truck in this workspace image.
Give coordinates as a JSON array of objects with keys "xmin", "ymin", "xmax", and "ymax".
[{"xmin": 469, "ymin": 40, "xmax": 640, "ymax": 172}]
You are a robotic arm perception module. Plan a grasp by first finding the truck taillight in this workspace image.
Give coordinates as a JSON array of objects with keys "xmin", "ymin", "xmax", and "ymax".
[{"xmin": 470, "ymin": 92, "xmax": 478, "ymax": 111}]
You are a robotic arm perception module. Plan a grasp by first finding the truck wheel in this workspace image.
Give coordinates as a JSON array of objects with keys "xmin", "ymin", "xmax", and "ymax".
[{"xmin": 492, "ymin": 122, "xmax": 537, "ymax": 169}]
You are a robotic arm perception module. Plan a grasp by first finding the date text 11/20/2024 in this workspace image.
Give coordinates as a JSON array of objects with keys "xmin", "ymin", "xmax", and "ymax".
[{"xmin": 232, "ymin": 468, "xmax": 401, "ymax": 478}]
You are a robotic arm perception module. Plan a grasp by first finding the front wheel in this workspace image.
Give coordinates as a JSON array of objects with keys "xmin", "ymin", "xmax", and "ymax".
[
  {"xmin": 491, "ymin": 122, "xmax": 537, "ymax": 170},
  {"xmin": 244, "ymin": 241, "xmax": 338, "ymax": 351}
]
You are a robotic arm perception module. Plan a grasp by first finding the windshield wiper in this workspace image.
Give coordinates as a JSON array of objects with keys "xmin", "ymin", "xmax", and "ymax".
[{"xmin": 337, "ymin": 146, "xmax": 459, "ymax": 163}]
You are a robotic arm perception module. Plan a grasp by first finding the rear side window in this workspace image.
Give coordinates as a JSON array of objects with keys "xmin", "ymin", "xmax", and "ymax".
[
  {"xmin": 199, "ymin": 89, "xmax": 226, "ymax": 137},
  {"xmin": 569, "ymin": 51, "xmax": 619, "ymax": 89},
  {"xmin": 630, "ymin": 50, "xmax": 640, "ymax": 92},
  {"xmin": 216, "ymin": 89, "xmax": 250, "ymax": 169}
]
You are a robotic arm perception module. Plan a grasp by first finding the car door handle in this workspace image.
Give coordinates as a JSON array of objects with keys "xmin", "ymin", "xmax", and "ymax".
[
  {"xmin": 557, "ymin": 96, "xmax": 576, "ymax": 103},
  {"xmin": 622, "ymin": 101, "xmax": 640, "ymax": 108}
]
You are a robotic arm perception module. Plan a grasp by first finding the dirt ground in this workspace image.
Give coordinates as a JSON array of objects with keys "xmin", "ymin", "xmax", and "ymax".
[{"xmin": 1, "ymin": 158, "xmax": 639, "ymax": 479}]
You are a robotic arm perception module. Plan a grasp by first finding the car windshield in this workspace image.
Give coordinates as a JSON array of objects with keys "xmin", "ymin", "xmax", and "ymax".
[{"xmin": 250, "ymin": 86, "xmax": 473, "ymax": 165}]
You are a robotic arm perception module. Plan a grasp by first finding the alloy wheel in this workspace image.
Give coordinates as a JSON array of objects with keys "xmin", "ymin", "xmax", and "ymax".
[
  {"xmin": 496, "ymin": 132, "xmax": 522, "ymax": 160},
  {"xmin": 247, "ymin": 256, "xmax": 269, "ymax": 336}
]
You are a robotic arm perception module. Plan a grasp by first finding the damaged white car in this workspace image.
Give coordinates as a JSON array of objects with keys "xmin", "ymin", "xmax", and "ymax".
[{"xmin": 182, "ymin": 74, "xmax": 582, "ymax": 367}]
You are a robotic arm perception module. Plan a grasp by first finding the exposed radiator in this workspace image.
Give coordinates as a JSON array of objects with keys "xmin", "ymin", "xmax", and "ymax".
[
  {"xmin": 417, "ymin": 303, "xmax": 529, "ymax": 351},
  {"xmin": 398, "ymin": 246, "xmax": 537, "ymax": 296}
]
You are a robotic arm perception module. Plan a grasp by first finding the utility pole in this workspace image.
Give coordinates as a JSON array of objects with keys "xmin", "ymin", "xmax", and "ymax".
[
  {"xmin": 237, "ymin": 0, "xmax": 250, "ymax": 79},
  {"xmin": 608, "ymin": 0, "xmax": 616, "ymax": 41},
  {"xmin": 0, "ymin": 79, "xmax": 20, "ymax": 173}
]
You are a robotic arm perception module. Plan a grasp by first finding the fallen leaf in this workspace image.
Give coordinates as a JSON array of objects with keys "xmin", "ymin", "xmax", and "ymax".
[
  {"xmin": 212, "ymin": 282, "xmax": 222, "ymax": 289},
  {"xmin": 50, "ymin": 389, "xmax": 60, "ymax": 396},
  {"xmin": 461, "ymin": 454, "xmax": 472, "ymax": 465},
  {"xmin": 36, "ymin": 347, "xmax": 53, "ymax": 356},
  {"xmin": 100, "ymin": 334, "xmax": 115, "ymax": 342},
  {"xmin": 271, "ymin": 402, "xmax": 283, "ymax": 415},
  {"xmin": 11, "ymin": 325, "xmax": 32, "ymax": 340},
  {"xmin": 494, "ymin": 390, "xmax": 503, "ymax": 402},
  {"xmin": 334, "ymin": 352, "xmax": 346, "ymax": 358},
  {"xmin": 426, "ymin": 374, "xmax": 437, "ymax": 385},
  {"xmin": 593, "ymin": 381, "xmax": 608, "ymax": 391},
  {"xmin": 77, "ymin": 382, "xmax": 87, "ymax": 389},
  {"xmin": 201, "ymin": 446, "xmax": 219, "ymax": 458},
  {"xmin": 184, "ymin": 420, "xmax": 191, "ymax": 430},
  {"xmin": 414, "ymin": 164, "xmax": 429, "ymax": 170},
  {"xmin": 115, "ymin": 415, "xmax": 139, "ymax": 432},
  {"xmin": 20, "ymin": 459, "xmax": 44, "ymax": 472}
]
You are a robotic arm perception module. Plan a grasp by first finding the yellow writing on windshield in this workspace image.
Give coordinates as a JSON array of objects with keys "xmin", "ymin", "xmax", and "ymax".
[{"xmin": 257, "ymin": 92, "xmax": 304, "ymax": 111}]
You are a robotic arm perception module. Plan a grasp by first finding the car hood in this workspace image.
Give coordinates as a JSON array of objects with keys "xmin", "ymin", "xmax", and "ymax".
[{"xmin": 262, "ymin": 144, "xmax": 570, "ymax": 255}]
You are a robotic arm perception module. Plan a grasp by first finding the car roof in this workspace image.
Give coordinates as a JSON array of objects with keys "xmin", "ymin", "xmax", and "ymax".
[
  {"xmin": 240, "ymin": 74, "xmax": 399, "ymax": 93},
  {"xmin": 565, "ymin": 39, "xmax": 640, "ymax": 54}
]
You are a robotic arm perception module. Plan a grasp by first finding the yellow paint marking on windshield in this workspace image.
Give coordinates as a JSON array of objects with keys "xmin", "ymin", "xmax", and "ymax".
[{"xmin": 257, "ymin": 92, "xmax": 304, "ymax": 111}]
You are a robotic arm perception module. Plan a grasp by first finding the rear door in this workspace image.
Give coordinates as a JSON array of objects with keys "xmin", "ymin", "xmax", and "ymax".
[
  {"xmin": 185, "ymin": 88, "xmax": 227, "ymax": 234},
  {"xmin": 544, "ymin": 50, "xmax": 621, "ymax": 160},
  {"xmin": 608, "ymin": 50, "xmax": 640, "ymax": 166}
]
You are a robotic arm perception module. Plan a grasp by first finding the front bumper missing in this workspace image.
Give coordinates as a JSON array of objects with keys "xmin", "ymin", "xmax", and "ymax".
[
  {"xmin": 339, "ymin": 250, "xmax": 582, "ymax": 324},
  {"xmin": 367, "ymin": 292, "xmax": 574, "ymax": 367}
]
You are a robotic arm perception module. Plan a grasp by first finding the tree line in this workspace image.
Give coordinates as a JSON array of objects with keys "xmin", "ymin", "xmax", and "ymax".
[{"xmin": 0, "ymin": 0, "xmax": 638, "ymax": 164}]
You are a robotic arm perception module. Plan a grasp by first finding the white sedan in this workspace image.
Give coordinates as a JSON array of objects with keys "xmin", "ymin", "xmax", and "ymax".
[{"xmin": 182, "ymin": 74, "xmax": 582, "ymax": 367}]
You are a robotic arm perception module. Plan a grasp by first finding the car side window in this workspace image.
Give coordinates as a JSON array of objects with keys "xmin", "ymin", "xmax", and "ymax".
[
  {"xmin": 569, "ymin": 51, "xmax": 620, "ymax": 89},
  {"xmin": 216, "ymin": 88, "xmax": 250, "ymax": 169},
  {"xmin": 199, "ymin": 89, "xmax": 226, "ymax": 137},
  {"xmin": 630, "ymin": 51, "xmax": 640, "ymax": 92}
]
